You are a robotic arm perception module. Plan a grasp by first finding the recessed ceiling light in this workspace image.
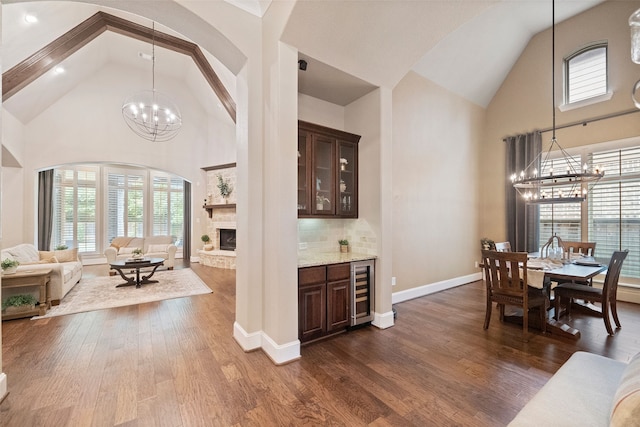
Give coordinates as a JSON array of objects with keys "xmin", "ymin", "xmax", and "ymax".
[
  {"xmin": 24, "ymin": 14, "xmax": 38, "ymax": 24},
  {"xmin": 54, "ymin": 66, "xmax": 65, "ymax": 74}
]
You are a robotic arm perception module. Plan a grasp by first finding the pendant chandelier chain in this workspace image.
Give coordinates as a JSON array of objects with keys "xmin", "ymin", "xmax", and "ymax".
[
  {"xmin": 509, "ymin": 0, "xmax": 604, "ymax": 204},
  {"xmin": 121, "ymin": 20, "xmax": 182, "ymax": 142},
  {"xmin": 552, "ymin": 0, "xmax": 556, "ymax": 142}
]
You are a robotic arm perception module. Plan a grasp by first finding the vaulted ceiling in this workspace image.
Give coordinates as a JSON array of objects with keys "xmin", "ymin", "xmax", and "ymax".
[{"xmin": 2, "ymin": 0, "xmax": 605, "ymax": 124}]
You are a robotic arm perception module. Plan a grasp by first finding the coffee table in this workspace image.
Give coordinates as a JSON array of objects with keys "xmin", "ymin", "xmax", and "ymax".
[{"xmin": 109, "ymin": 257, "xmax": 164, "ymax": 288}]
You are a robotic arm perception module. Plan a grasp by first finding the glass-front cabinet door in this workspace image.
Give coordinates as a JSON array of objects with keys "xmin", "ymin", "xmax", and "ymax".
[
  {"xmin": 337, "ymin": 141, "xmax": 357, "ymax": 217},
  {"xmin": 312, "ymin": 134, "xmax": 335, "ymax": 215},
  {"xmin": 298, "ymin": 132, "xmax": 310, "ymax": 216},
  {"xmin": 298, "ymin": 121, "xmax": 360, "ymax": 219}
]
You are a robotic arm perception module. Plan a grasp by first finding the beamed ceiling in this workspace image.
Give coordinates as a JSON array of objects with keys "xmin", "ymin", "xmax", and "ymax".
[{"xmin": 3, "ymin": 11, "xmax": 236, "ymax": 123}]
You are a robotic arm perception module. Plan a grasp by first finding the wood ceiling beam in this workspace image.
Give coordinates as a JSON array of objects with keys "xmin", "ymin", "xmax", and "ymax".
[{"xmin": 2, "ymin": 11, "xmax": 236, "ymax": 123}]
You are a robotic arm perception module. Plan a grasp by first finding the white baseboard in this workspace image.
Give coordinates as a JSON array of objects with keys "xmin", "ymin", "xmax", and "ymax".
[
  {"xmin": 0, "ymin": 373, "xmax": 6, "ymax": 402},
  {"xmin": 260, "ymin": 333, "xmax": 301, "ymax": 365},
  {"xmin": 233, "ymin": 321, "xmax": 262, "ymax": 351},
  {"xmin": 372, "ymin": 310, "xmax": 394, "ymax": 329},
  {"xmin": 617, "ymin": 283, "xmax": 640, "ymax": 304},
  {"xmin": 392, "ymin": 272, "xmax": 482, "ymax": 304},
  {"xmin": 233, "ymin": 322, "xmax": 301, "ymax": 365}
]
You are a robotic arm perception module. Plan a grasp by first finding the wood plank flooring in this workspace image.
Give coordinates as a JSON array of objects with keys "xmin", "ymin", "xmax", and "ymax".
[{"xmin": 1, "ymin": 262, "xmax": 640, "ymax": 426}]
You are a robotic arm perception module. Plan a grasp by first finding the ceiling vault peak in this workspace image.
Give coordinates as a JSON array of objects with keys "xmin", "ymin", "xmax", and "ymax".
[{"xmin": 2, "ymin": 11, "xmax": 236, "ymax": 123}]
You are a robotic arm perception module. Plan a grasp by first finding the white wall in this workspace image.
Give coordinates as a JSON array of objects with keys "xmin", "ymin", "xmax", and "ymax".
[
  {"xmin": 392, "ymin": 71, "xmax": 484, "ymax": 293},
  {"xmin": 298, "ymin": 93, "xmax": 344, "ymax": 130}
]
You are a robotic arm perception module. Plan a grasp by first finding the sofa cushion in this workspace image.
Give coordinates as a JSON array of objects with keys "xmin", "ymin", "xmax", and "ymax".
[
  {"xmin": 508, "ymin": 352, "xmax": 626, "ymax": 426},
  {"xmin": 118, "ymin": 247, "xmax": 138, "ymax": 254},
  {"xmin": 147, "ymin": 243, "xmax": 169, "ymax": 253},
  {"xmin": 7, "ymin": 244, "xmax": 40, "ymax": 264},
  {"xmin": 611, "ymin": 352, "xmax": 640, "ymax": 426}
]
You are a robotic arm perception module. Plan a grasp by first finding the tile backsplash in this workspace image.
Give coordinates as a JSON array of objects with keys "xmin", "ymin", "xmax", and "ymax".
[{"xmin": 298, "ymin": 218, "xmax": 377, "ymax": 255}]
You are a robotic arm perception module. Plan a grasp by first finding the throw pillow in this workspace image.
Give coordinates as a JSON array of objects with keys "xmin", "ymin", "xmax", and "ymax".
[
  {"xmin": 8, "ymin": 244, "xmax": 40, "ymax": 264},
  {"xmin": 147, "ymin": 244, "xmax": 169, "ymax": 253},
  {"xmin": 111, "ymin": 237, "xmax": 133, "ymax": 249},
  {"xmin": 38, "ymin": 256, "xmax": 59, "ymax": 264},
  {"xmin": 611, "ymin": 352, "xmax": 640, "ymax": 426},
  {"xmin": 54, "ymin": 248, "xmax": 78, "ymax": 263},
  {"xmin": 39, "ymin": 250, "xmax": 55, "ymax": 260}
]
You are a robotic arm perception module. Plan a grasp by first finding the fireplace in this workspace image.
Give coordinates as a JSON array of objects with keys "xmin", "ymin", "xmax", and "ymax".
[{"xmin": 219, "ymin": 228, "xmax": 236, "ymax": 251}]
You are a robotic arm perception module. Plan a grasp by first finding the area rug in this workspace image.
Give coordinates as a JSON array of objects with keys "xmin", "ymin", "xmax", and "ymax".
[{"xmin": 33, "ymin": 268, "xmax": 212, "ymax": 319}]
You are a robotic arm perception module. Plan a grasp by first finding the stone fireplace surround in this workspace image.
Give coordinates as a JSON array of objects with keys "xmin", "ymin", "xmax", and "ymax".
[
  {"xmin": 199, "ymin": 221, "xmax": 236, "ymax": 269},
  {"xmin": 199, "ymin": 163, "xmax": 237, "ymax": 270}
]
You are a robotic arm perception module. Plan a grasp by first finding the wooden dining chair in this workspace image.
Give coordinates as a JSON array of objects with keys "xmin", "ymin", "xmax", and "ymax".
[
  {"xmin": 494, "ymin": 241, "xmax": 512, "ymax": 252},
  {"xmin": 554, "ymin": 250, "xmax": 628, "ymax": 336},
  {"xmin": 481, "ymin": 250, "xmax": 547, "ymax": 341},
  {"xmin": 563, "ymin": 241, "xmax": 596, "ymax": 257}
]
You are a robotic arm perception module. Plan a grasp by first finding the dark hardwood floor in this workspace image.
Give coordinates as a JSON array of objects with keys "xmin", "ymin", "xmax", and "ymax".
[{"xmin": 1, "ymin": 262, "xmax": 640, "ymax": 426}]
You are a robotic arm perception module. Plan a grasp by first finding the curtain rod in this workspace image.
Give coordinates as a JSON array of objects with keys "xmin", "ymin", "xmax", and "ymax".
[{"xmin": 538, "ymin": 108, "xmax": 640, "ymax": 134}]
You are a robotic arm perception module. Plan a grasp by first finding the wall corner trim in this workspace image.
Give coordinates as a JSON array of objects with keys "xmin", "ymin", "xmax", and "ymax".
[
  {"xmin": 233, "ymin": 321, "xmax": 262, "ymax": 351},
  {"xmin": 261, "ymin": 333, "xmax": 301, "ymax": 365},
  {"xmin": 372, "ymin": 310, "xmax": 394, "ymax": 329}
]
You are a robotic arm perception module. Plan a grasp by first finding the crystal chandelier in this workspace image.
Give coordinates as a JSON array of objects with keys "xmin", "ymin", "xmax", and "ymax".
[
  {"xmin": 510, "ymin": 0, "xmax": 603, "ymax": 204},
  {"xmin": 122, "ymin": 23, "xmax": 182, "ymax": 142}
]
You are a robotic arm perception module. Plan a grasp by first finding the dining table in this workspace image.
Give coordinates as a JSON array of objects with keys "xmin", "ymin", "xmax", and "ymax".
[{"xmin": 508, "ymin": 255, "xmax": 608, "ymax": 340}]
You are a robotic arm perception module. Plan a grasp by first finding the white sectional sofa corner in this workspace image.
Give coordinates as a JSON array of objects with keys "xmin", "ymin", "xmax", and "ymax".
[
  {"xmin": 1, "ymin": 243, "xmax": 83, "ymax": 305},
  {"xmin": 509, "ymin": 351, "xmax": 640, "ymax": 426}
]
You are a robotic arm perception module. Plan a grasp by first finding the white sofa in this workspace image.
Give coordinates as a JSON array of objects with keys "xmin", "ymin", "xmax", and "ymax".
[
  {"xmin": 509, "ymin": 351, "xmax": 640, "ymax": 426},
  {"xmin": 104, "ymin": 236, "xmax": 177, "ymax": 275},
  {"xmin": 1, "ymin": 243, "xmax": 83, "ymax": 305}
]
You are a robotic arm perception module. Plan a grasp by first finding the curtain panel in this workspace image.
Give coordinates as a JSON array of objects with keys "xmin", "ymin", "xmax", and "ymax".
[
  {"xmin": 37, "ymin": 169, "xmax": 54, "ymax": 251},
  {"xmin": 505, "ymin": 132, "xmax": 541, "ymax": 252},
  {"xmin": 183, "ymin": 181, "xmax": 191, "ymax": 264}
]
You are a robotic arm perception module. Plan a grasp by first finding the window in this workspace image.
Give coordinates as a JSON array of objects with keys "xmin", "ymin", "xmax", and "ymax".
[
  {"xmin": 51, "ymin": 164, "xmax": 185, "ymax": 256},
  {"xmin": 588, "ymin": 148, "xmax": 640, "ymax": 278},
  {"xmin": 106, "ymin": 168, "xmax": 146, "ymax": 242},
  {"xmin": 537, "ymin": 144, "xmax": 640, "ymax": 279},
  {"xmin": 52, "ymin": 167, "xmax": 98, "ymax": 252},
  {"xmin": 152, "ymin": 175, "xmax": 184, "ymax": 247},
  {"xmin": 565, "ymin": 43, "xmax": 607, "ymax": 104}
]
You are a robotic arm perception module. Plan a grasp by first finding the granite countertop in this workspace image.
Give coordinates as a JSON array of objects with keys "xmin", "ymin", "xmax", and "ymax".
[{"xmin": 298, "ymin": 251, "xmax": 376, "ymax": 268}]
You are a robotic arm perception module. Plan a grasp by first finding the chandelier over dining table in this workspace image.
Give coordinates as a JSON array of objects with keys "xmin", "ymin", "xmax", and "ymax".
[{"xmin": 510, "ymin": 0, "xmax": 604, "ymax": 204}]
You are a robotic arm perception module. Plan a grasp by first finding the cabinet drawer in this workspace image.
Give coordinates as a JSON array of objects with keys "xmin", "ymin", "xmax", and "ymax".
[
  {"xmin": 327, "ymin": 263, "xmax": 350, "ymax": 282},
  {"xmin": 299, "ymin": 266, "xmax": 326, "ymax": 286}
]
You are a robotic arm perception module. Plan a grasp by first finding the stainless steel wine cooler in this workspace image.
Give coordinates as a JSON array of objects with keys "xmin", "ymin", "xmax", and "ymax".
[{"xmin": 350, "ymin": 259, "xmax": 375, "ymax": 326}]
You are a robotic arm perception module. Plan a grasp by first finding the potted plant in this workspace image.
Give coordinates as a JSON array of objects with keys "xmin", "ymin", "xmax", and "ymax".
[
  {"xmin": 217, "ymin": 174, "xmax": 233, "ymax": 203},
  {"xmin": 2, "ymin": 294, "xmax": 37, "ymax": 314},
  {"xmin": 132, "ymin": 248, "xmax": 144, "ymax": 259},
  {"xmin": 201, "ymin": 234, "xmax": 213, "ymax": 251},
  {"xmin": 339, "ymin": 239, "xmax": 349, "ymax": 253},
  {"xmin": 1, "ymin": 258, "xmax": 20, "ymax": 275},
  {"xmin": 480, "ymin": 237, "xmax": 496, "ymax": 250},
  {"xmin": 55, "ymin": 244, "xmax": 68, "ymax": 250}
]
